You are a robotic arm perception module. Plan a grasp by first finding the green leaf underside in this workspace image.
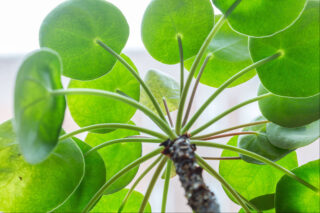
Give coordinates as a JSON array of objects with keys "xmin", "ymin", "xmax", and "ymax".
[
  {"xmin": 213, "ymin": 0, "xmax": 307, "ymax": 37},
  {"xmin": 140, "ymin": 69, "xmax": 180, "ymax": 114},
  {"xmin": 219, "ymin": 136, "xmax": 298, "ymax": 203},
  {"xmin": 56, "ymin": 138, "xmax": 106, "ymax": 212},
  {"xmin": 141, "ymin": 0, "xmax": 214, "ymax": 64},
  {"xmin": 275, "ymin": 160, "xmax": 320, "ymax": 212},
  {"xmin": 85, "ymin": 122, "xmax": 142, "ymax": 194},
  {"xmin": 238, "ymin": 117, "xmax": 292, "ymax": 164},
  {"xmin": 266, "ymin": 120, "xmax": 320, "ymax": 150},
  {"xmin": 14, "ymin": 48, "xmax": 66, "ymax": 164},
  {"xmin": 239, "ymin": 194, "xmax": 275, "ymax": 213},
  {"xmin": 39, "ymin": 0, "xmax": 129, "ymax": 80},
  {"xmin": 67, "ymin": 54, "xmax": 140, "ymax": 132},
  {"xmin": 250, "ymin": 0, "xmax": 319, "ymax": 97},
  {"xmin": 185, "ymin": 15, "xmax": 255, "ymax": 88},
  {"xmin": 258, "ymin": 85, "xmax": 320, "ymax": 128},
  {"xmin": 91, "ymin": 188, "xmax": 152, "ymax": 213},
  {"xmin": 0, "ymin": 120, "xmax": 84, "ymax": 212}
]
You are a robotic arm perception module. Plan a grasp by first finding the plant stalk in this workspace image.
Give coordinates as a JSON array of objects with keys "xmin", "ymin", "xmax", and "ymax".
[
  {"xmin": 199, "ymin": 131, "xmax": 258, "ymax": 141},
  {"xmin": 177, "ymin": 35, "xmax": 184, "ymax": 96},
  {"xmin": 163, "ymin": 97, "xmax": 174, "ymax": 127},
  {"xmin": 161, "ymin": 159, "xmax": 173, "ymax": 213}
]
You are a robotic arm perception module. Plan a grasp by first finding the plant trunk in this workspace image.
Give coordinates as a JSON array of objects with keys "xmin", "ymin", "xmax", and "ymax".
[{"xmin": 161, "ymin": 135, "xmax": 220, "ymax": 213}]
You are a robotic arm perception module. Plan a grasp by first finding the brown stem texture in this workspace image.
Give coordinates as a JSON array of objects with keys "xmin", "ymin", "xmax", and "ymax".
[{"xmin": 161, "ymin": 135, "xmax": 220, "ymax": 213}]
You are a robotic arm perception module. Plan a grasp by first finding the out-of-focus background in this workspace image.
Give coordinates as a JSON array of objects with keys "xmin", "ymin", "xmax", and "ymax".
[{"xmin": 0, "ymin": 1, "xmax": 319, "ymax": 212}]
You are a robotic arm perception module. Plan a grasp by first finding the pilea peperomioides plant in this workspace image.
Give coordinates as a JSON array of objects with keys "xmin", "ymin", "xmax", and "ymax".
[{"xmin": 0, "ymin": 0, "xmax": 319, "ymax": 212}]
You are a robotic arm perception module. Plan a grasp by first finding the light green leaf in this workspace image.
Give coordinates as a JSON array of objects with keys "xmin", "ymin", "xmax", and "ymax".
[
  {"xmin": 141, "ymin": 0, "xmax": 214, "ymax": 64},
  {"xmin": 0, "ymin": 120, "xmax": 84, "ymax": 212},
  {"xmin": 56, "ymin": 138, "xmax": 106, "ymax": 212},
  {"xmin": 67, "ymin": 54, "xmax": 139, "ymax": 132},
  {"xmin": 219, "ymin": 136, "xmax": 298, "ymax": 203},
  {"xmin": 40, "ymin": 0, "xmax": 129, "ymax": 80},
  {"xmin": 14, "ymin": 48, "xmax": 65, "ymax": 164},
  {"xmin": 213, "ymin": 0, "xmax": 307, "ymax": 37},
  {"xmin": 275, "ymin": 160, "xmax": 320, "ymax": 212},
  {"xmin": 266, "ymin": 120, "xmax": 320, "ymax": 150},
  {"xmin": 141, "ymin": 69, "xmax": 179, "ymax": 114},
  {"xmin": 91, "ymin": 188, "xmax": 152, "ymax": 213},
  {"xmin": 85, "ymin": 123, "xmax": 141, "ymax": 194},
  {"xmin": 258, "ymin": 85, "xmax": 320, "ymax": 128},
  {"xmin": 185, "ymin": 15, "xmax": 255, "ymax": 88},
  {"xmin": 250, "ymin": 1, "xmax": 319, "ymax": 97}
]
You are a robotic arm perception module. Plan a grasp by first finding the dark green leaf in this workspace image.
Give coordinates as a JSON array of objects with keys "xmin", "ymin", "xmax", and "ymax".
[
  {"xmin": 185, "ymin": 15, "xmax": 255, "ymax": 88},
  {"xmin": 14, "ymin": 48, "xmax": 65, "ymax": 164},
  {"xmin": 258, "ymin": 85, "xmax": 320, "ymax": 128},
  {"xmin": 56, "ymin": 138, "xmax": 106, "ymax": 212},
  {"xmin": 141, "ymin": 0, "xmax": 214, "ymax": 64},
  {"xmin": 213, "ymin": 0, "xmax": 307, "ymax": 37},
  {"xmin": 266, "ymin": 120, "xmax": 319, "ymax": 150},
  {"xmin": 85, "ymin": 123, "xmax": 141, "ymax": 194},
  {"xmin": 0, "ymin": 120, "xmax": 84, "ymax": 212},
  {"xmin": 39, "ymin": 0, "xmax": 129, "ymax": 80},
  {"xmin": 250, "ymin": 1, "xmax": 319, "ymax": 97},
  {"xmin": 140, "ymin": 69, "xmax": 179, "ymax": 114},
  {"xmin": 91, "ymin": 188, "xmax": 152, "ymax": 213},
  {"xmin": 67, "ymin": 54, "xmax": 139, "ymax": 132},
  {"xmin": 275, "ymin": 160, "xmax": 320, "ymax": 212},
  {"xmin": 219, "ymin": 136, "xmax": 298, "ymax": 203}
]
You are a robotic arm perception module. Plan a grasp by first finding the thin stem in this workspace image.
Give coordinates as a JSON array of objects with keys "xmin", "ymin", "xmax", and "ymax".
[
  {"xmin": 182, "ymin": 54, "xmax": 212, "ymax": 126},
  {"xmin": 162, "ymin": 98, "xmax": 174, "ymax": 127},
  {"xmin": 202, "ymin": 156, "xmax": 241, "ymax": 160},
  {"xmin": 182, "ymin": 53, "xmax": 281, "ymax": 133},
  {"xmin": 198, "ymin": 131, "xmax": 258, "ymax": 141},
  {"xmin": 195, "ymin": 154, "xmax": 251, "ymax": 213},
  {"xmin": 59, "ymin": 123, "xmax": 167, "ymax": 142},
  {"xmin": 85, "ymin": 138, "xmax": 162, "ymax": 157},
  {"xmin": 96, "ymin": 40, "xmax": 167, "ymax": 122},
  {"xmin": 177, "ymin": 35, "xmax": 184, "ymax": 96},
  {"xmin": 118, "ymin": 155, "xmax": 163, "ymax": 213},
  {"xmin": 83, "ymin": 148, "xmax": 163, "ymax": 212},
  {"xmin": 193, "ymin": 120, "xmax": 270, "ymax": 140},
  {"xmin": 191, "ymin": 140, "xmax": 319, "ymax": 193},
  {"xmin": 161, "ymin": 159, "xmax": 173, "ymax": 213},
  {"xmin": 139, "ymin": 157, "xmax": 168, "ymax": 213},
  {"xmin": 190, "ymin": 93, "xmax": 272, "ymax": 136},
  {"xmin": 51, "ymin": 88, "xmax": 177, "ymax": 139}
]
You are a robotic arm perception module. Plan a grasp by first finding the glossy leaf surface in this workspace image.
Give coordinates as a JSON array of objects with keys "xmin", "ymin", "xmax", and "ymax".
[
  {"xmin": 56, "ymin": 138, "xmax": 106, "ymax": 212},
  {"xmin": 14, "ymin": 48, "xmax": 65, "ymax": 164},
  {"xmin": 276, "ymin": 160, "xmax": 320, "ymax": 212},
  {"xmin": 141, "ymin": 0, "xmax": 214, "ymax": 64},
  {"xmin": 68, "ymin": 55, "xmax": 139, "ymax": 131},
  {"xmin": 250, "ymin": 1, "xmax": 319, "ymax": 97},
  {"xmin": 0, "ymin": 120, "xmax": 84, "ymax": 212},
  {"xmin": 39, "ymin": 0, "xmax": 129, "ymax": 80},
  {"xmin": 91, "ymin": 188, "xmax": 152, "ymax": 212},
  {"xmin": 213, "ymin": 0, "xmax": 306, "ymax": 37},
  {"xmin": 85, "ymin": 124, "xmax": 141, "ymax": 194},
  {"xmin": 219, "ymin": 136, "xmax": 298, "ymax": 203},
  {"xmin": 140, "ymin": 69, "xmax": 179, "ymax": 114},
  {"xmin": 185, "ymin": 15, "xmax": 255, "ymax": 88}
]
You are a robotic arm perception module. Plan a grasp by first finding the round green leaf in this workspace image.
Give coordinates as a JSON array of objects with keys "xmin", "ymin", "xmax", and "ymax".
[
  {"xmin": 213, "ymin": 0, "xmax": 307, "ymax": 37},
  {"xmin": 266, "ymin": 120, "xmax": 320, "ymax": 150},
  {"xmin": 56, "ymin": 138, "xmax": 106, "ymax": 212},
  {"xmin": 141, "ymin": 0, "xmax": 214, "ymax": 64},
  {"xmin": 239, "ymin": 194, "xmax": 275, "ymax": 213},
  {"xmin": 39, "ymin": 0, "xmax": 129, "ymax": 80},
  {"xmin": 219, "ymin": 136, "xmax": 298, "ymax": 203},
  {"xmin": 140, "ymin": 69, "xmax": 179, "ymax": 114},
  {"xmin": 275, "ymin": 160, "xmax": 320, "ymax": 212},
  {"xmin": 91, "ymin": 188, "xmax": 152, "ymax": 213},
  {"xmin": 85, "ymin": 123, "xmax": 142, "ymax": 194},
  {"xmin": 250, "ymin": 1, "xmax": 319, "ymax": 97},
  {"xmin": 14, "ymin": 48, "xmax": 66, "ymax": 164},
  {"xmin": 185, "ymin": 15, "xmax": 255, "ymax": 88},
  {"xmin": 0, "ymin": 120, "xmax": 84, "ymax": 212},
  {"xmin": 67, "ymin": 55, "xmax": 139, "ymax": 131}
]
